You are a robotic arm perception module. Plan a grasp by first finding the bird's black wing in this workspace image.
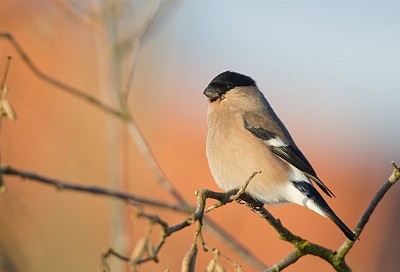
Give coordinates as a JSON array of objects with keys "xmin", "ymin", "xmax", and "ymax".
[{"xmin": 243, "ymin": 113, "xmax": 335, "ymax": 198}]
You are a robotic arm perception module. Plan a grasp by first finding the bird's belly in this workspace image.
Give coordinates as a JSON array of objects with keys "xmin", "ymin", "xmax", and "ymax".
[{"xmin": 206, "ymin": 129, "xmax": 291, "ymax": 204}]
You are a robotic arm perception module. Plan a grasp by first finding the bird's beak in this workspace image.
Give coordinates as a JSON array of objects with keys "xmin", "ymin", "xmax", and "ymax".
[{"xmin": 203, "ymin": 86, "xmax": 220, "ymax": 102}]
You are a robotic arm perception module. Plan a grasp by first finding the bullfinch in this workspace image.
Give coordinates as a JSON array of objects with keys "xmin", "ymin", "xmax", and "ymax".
[{"xmin": 203, "ymin": 71, "xmax": 356, "ymax": 241}]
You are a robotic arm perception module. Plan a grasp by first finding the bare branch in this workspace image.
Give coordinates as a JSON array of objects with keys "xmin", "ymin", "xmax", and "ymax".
[
  {"xmin": 132, "ymin": 185, "xmax": 262, "ymax": 269},
  {"xmin": 0, "ymin": 56, "xmax": 15, "ymax": 193},
  {"xmin": 101, "ymin": 247, "xmax": 130, "ymax": 272},
  {"xmin": 0, "ymin": 165, "xmax": 187, "ymax": 212},
  {"xmin": 202, "ymin": 217, "xmax": 266, "ymax": 270},
  {"xmin": 3, "ymin": 162, "xmax": 400, "ymax": 271},
  {"xmin": 92, "ymin": 183, "xmax": 262, "ymax": 270},
  {"xmin": 1, "ymin": 164, "xmax": 267, "ymax": 269},
  {"xmin": 0, "ymin": 32, "xmax": 186, "ymax": 205},
  {"xmin": 0, "ymin": 32, "xmax": 123, "ymax": 118},
  {"xmin": 264, "ymin": 250, "xmax": 301, "ymax": 272},
  {"xmin": 335, "ymin": 162, "xmax": 400, "ymax": 261},
  {"xmin": 248, "ymin": 202, "xmax": 353, "ymax": 271},
  {"xmin": 125, "ymin": 119, "xmax": 187, "ymax": 205},
  {"xmin": 123, "ymin": 1, "xmax": 161, "ymax": 100},
  {"xmin": 0, "ymin": 56, "xmax": 17, "ymax": 122},
  {"xmin": 198, "ymin": 230, "xmax": 244, "ymax": 271},
  {"xmin": 0, "ymin": 56, "xmax": 12, "ymax": 88},
  {"xmin": 262, "ymin": 162, "xmax": 400, "ymax": 271},
  {"xmin": 206, "ymin": 171, "xmax": 261, "ymax": 212}
]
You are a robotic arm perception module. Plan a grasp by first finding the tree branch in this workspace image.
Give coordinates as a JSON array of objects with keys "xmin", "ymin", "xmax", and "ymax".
[
  {"xmin": 335, "ymin": 162, "xmax": 400, "ymax": 262},
  {"xmin": 0, "ymin": 164, "xmax": 187, "ymax": 213},
  {"xmin": 125, "ymin": 118, "xmax": 187, "ymax": 205},
  {"xmin": 0, "ymin": 31, "xmax": 188, "ymax": 206},
  {"xmin": 265, "ymin": 250, "xmax": 301, "ymax": 272},
  {"xmin": 262, "ymin": 162, "xmax": 400, "ymax": 271},
  {"xmin": 1, "ymin": 165, "xmax": 265, "ymax": 269},
  {"xmin": 2, "ymin": 163, "xmax": 400, "ymax": 271},
  {"xmin": 0, "ymin": 32, "xmax": 123, "ymax": 118},
  {"xmin": 0, "ymin": 164, "xmax": 266, "ymax": 270},
  {"xmin": 129, "ymin": 173, "xmax": 262, "ymax": 268}
]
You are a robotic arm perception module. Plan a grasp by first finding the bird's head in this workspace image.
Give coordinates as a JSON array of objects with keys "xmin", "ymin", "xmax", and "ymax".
[{"xmin": 203, "ymin": 71, "xmax": 256, "ymax": 102}]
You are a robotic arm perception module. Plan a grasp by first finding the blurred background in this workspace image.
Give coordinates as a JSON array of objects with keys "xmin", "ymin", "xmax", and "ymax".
[{"xmin": 1, "ymin": 0, "xmax": 400, "ymax": 271}]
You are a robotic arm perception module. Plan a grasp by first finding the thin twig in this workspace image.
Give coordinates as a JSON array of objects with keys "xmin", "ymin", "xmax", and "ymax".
[
  {"xmin": 1, "ymin": 163, "xmax": 267, "ymax": 269},
  {"xmin": 1, "ymin": 31, "xmax": 186, "ymax": 206},
  {"xmin": 206, "ymin": 171, "xmax": 261, "ymax": 213},
  {"xmin": 0, "ymin": 32, "xmax": 122, "ymax": 118},
  {"xmin": 1, "ymin": 164, "xmax": 267, "ymax": 269},
  {"xmin": 98, "ymin": 185, "xmax": 265, "ymax": 270},
  {"xmin": 0, "ymin": 56, "xmax": 16, "ymax": 123},
  {"xmin": 0, "ymin": 56, "xmax": 12, "ymax": 89},
  {"xmin": 335, "ymin": 162, "xmax": 400, "ymax": 261},
  {"xmin": 123, "ymin": 0, "xmax": 161, "ymax": 100},
  {"xmin": 197, "ymin": 225, "xmax": 244, "ymax": 271},
  {"xmin": 125, "ymin": 119, "xmax": 187, "ymax": 205},
  {"xmin": 130, "ymin": 182, "xmax": 265, "ymax": 268},
  {"xmin": 264, "ymin": 250, "xmax": 301, "ymax": 272},
  {"xmin": 202, "ymin": 217, "xmax": 266, "ymax": 270},
  {"xmin": 0, "ymin": 56, "xmax": 14, "ymax": 192},
  {"xmin": 206, "ymin": 171, "xmax": 261, "ymax": 212},
  {"xmin": 0, "ymin": 165, "xmax": 187, "ymax": 212},
  {"xmin": 103, "ymin": 247, "xmax": 131, "ymax": 262},
  {"xmin": 132, "ymin": 185, "xmax": 263, "ymax": 267},
  {"xmin": 101, "ymin": 247, "xmax": 131, "ymax": 272}
]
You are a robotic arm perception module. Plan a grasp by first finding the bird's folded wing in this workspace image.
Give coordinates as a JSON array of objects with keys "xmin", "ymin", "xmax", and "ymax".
[{"xmin": 243, "ymin": 113, "xmax": 335, "ymax": 198}]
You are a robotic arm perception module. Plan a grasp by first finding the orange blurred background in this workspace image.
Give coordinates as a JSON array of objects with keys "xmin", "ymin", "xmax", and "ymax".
[{"xmin": 1, "ymin": 1, "xmax": 400, "ymax": 271}]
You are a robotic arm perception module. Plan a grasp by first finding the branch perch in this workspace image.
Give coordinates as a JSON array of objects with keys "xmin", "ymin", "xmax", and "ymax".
[
  {"xmin": 1, "ymin": 163, "xmax": 399, "ymax": 271},
  {"xmin": 262, "ymin": 162, "xmax": 400, "ymax": 271},
  {"xmin": 0, "ymin": 165, "xmax": 265, "ymax": 269}
]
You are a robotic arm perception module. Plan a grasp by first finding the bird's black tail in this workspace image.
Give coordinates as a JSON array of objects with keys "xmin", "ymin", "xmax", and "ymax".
[
  {"xmin": 292, "ymin": 181, "xmax": 356, "ymax": 241},
  {"xmin": 312, "ymin": 189, "xmax": 356, "ymax": 241}
]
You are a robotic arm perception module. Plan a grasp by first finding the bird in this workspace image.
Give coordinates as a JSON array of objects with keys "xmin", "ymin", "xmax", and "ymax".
[{"xmin": 203, "ymin": 70, "xmax": 356, "ymax": 241}]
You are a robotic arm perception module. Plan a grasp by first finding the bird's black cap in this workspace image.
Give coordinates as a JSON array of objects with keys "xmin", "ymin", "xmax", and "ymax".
[{"xmin": 211, "ymin": 71, "xmax": 256, "ymax": 89}]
